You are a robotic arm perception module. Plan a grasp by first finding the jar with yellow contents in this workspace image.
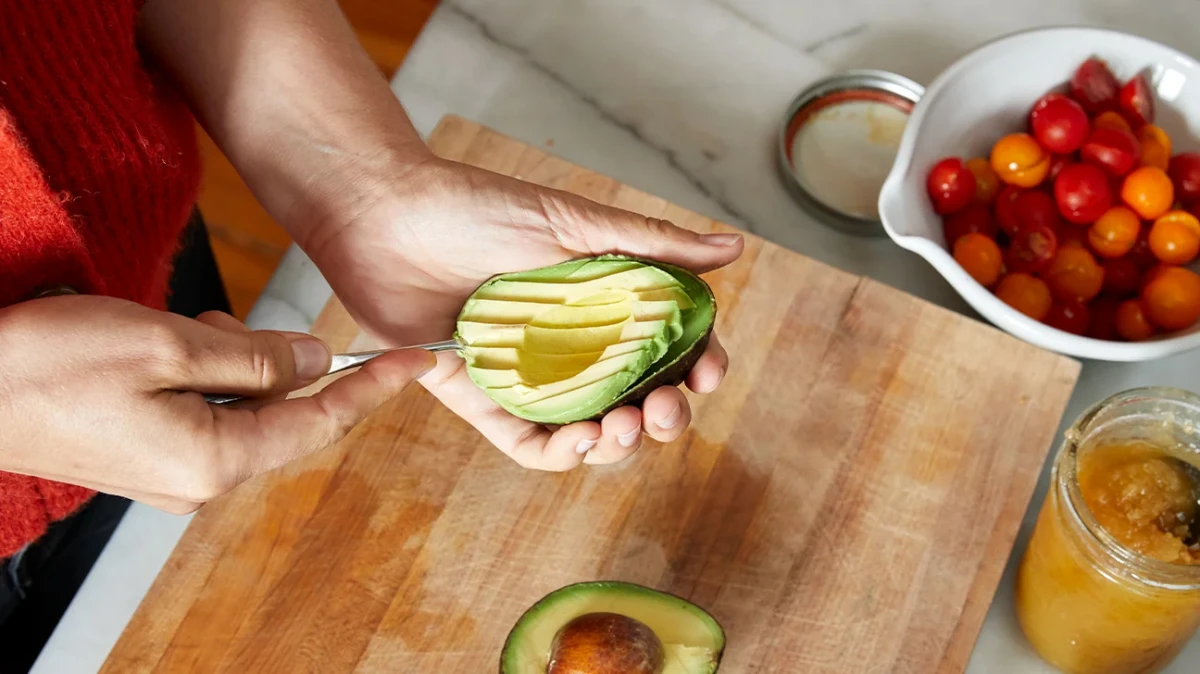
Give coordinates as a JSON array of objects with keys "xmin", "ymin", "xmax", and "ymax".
[{"xmin": 1016, "ymin": 387, "xmax": 1200, "ymax": 673}]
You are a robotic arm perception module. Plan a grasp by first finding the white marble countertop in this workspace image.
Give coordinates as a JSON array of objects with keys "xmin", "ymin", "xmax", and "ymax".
[{"xmin": 33, "ymin": 1, "xmax": 1200, "ymax": 671}]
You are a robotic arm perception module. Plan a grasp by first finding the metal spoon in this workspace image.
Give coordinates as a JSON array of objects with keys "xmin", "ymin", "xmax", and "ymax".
[{"xmin": 202, "ymin": 338, "xmax": 463, "ymax": 406}]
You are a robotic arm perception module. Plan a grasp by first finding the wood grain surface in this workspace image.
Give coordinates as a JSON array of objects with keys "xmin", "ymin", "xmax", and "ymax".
[{"xmin": 103, "ymin": 116, "xmax": 1081, "ymax": 673}]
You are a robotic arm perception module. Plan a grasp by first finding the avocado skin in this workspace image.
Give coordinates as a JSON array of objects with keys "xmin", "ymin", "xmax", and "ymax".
[
  {"xmin": 497, "ymin": 580, "xmax": 726, "ymax": 674},
  {"xmin": 459, "ymin": 254, "xmax": 717, "ymax": 425}
]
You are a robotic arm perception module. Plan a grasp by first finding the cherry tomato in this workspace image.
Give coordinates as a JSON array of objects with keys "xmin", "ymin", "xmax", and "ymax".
[
  {"xmin": 1080, "ymin": 127, "xmax": 1140, "ymax": 177},
  {"xmin": 1044, "ymin": 301, "xmax": 1090, "ymax": 335},
  {"xmin": 1142, "ymin": 266, "xmax": 1200, "ymax": 331},
  {"xmin": 1168, "ymin": 152, "xmax": 1200, "ymax": 205},
  {"xmin": 1093, "ymin": 111, "xmax": 1133, "ymax": 134},
  {"xmin": 994, "ymin": 185, "xmax": 1026, "ymax": 236},
  {"xmin": 1088, "ymin": 297, "xmax": 1121, "ymax": 340},
  {"xmin": 1148, "ymin": 211, "xmax": 1200, "ymax": 265},
  {"xmin": 1070, "ymin": 57, "xmax": 1121, "ymax": 114},
  {"xmin": 1137, "ymin": 124, "xmax": 1172, "ymax": 171},
  {"xmin": 1014, "ymin": 190, "xmax": 1062, "ymax": 232},
  {"xmin": 996, "ymin": 273, "xmax": 1053, "ymax": 320},
  {"xmin": 1140, "ymin": 264, "xmax": 1171, "ymax": 293},
  {"xmin": 953, "ymin": 233, "xmax": 1003, "ymax": 287},
  {"xmin": 1118, "ymin": 73, "xmax": 1155, "ymax": 127},
  {"xmin": 1054, "ymin": 163, "xmax": 1113, "ymax": 224},
  {"xmin": 965, "ymin": 157, "xmax": 1001, "ymax": 205},
  {"xmin": 943, "ymin": 204, "xmax": 997, "ymax": 247},
  {"xmin": 1102, "ymin": 256, "xmax": 1142, "ymax": 297},
  {"xmin": 927, "ymin": 158, "xmax": 976, "ymax": 214},
  {"xmin": 1030, "ymin": 94, "xmax": 1090, "ymax": 154},
  {"xmin": 1128, "ymin": 223, "xmax": 1158, "ymax": 269},
  {"xmin": 1115, "ymin": 299, "xmax": 1157, "ymax": 340},
  {"xmin": 1121, "ymin": 166, "xmax": 1175, "ymax": 220},
  {"xmin": 1087, "ymin": 205, "xmax": 1140, "ymax": 258},
  {"xmin": 1047, "ymin": 155, "xmax": 1072, "ymax": 182},
  {"xmin": 1045, "ymin": 246, "xmax": 1105, "ymax": 303},
  {"xmin": 1006, "ymin": 223, "xmax": 1058, "ymax": 275},
  {"xmin": 991, "ymin": 133, "xmax": 1051, "ymax": 188}
]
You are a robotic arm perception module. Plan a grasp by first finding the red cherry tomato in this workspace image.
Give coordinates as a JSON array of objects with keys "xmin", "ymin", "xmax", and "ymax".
[
  {"xmin": 927, "ymin": 157, "xmax": 976, "ymax": 214},
  {"xmin": 1118, "ymin": 73, "xmax": 1154, "ymax": 127},
  {"xmin": 1071, "ymin": 57, "xmax": 1121, "ymax": 114},
  {"xmin": 1168, "ymin": 152, "xmax": 1200, "ymax": 205},
  {"xmin": 1056, "ymin": 221, "xmax": 1090, "ymax": 249},
  {"xmin": 1054, "ymin": 163, "xmax": 1113, "ymax": 224},
  {"xmin": 1128, "ymin": 224, "xmax": 1158, "ymax": 269},
  {"xmin": 1101, "ymin": 256, "xmax": 1142, "ymax": 297},
  {"xmin": 1006, "ymin": 222, "xmax": 1058, "ymax": 275},
  {"xmin": 1088, "ymin": 297, "xmax": 1121, "ymax": 340},
  {"xmin": 1030, "ymin": 94, "xmax": 1090, "ymax": 154},
  {"xmin": 1044, "ymin": 301, "xmax": 1090, "ymax": 335},
  {"xmin": 943, "ymin": 204, "xmax": 997, "ymax": 247},
  {"xmin": 1014, "ymin": 190, "xmax": 1063, "ymax": 232},
  {"xmin": 1080, "ymin": 127, "xmax": 1140, "ymax": 177},
  {"xmin": 994, "ymin": 185, "xmax": 1026, "ymax": 236}
]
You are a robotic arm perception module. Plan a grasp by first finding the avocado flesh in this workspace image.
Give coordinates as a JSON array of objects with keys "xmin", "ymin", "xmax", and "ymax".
[
  {"xmin": 456, "ymin": 256, "xmax": 716, "ymax": 425},
  {"xmin": 500, "ymin": 581, "xmax": 724, "ymax": 674}
]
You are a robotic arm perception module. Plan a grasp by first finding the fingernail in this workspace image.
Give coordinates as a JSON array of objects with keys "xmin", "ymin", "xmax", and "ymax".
[
  {"xmin": 417, "ymin": 352, "xmax": 439, "ymax": 378},
  {"xmin": 291, "ymin": 338, "xmax": 331, "ymax": 380},
  {"xmin": 700, "ymin": 233, "xmax": 742, "ymax": 246},
  {"xmin": 575, "ymin": 437, "xmax": 598, "ymax": 454},
  {"xmin": 656, "ymin": 404, "xmax": 682, "ymax": 430},
  {"xmin": 617, "ymin": 427, "xmax": 641, "ymax": 447}
]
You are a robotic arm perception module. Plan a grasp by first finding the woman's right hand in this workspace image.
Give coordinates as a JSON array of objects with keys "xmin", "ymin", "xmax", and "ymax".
[{"xmin": 0, "ymin": 294, "xmax": 434, "ymax": 513}]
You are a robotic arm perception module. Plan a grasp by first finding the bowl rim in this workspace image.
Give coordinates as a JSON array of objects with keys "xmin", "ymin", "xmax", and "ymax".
[{"xmin": 879, "ymin": 25, "xmax": 1200, "ymax": 362}]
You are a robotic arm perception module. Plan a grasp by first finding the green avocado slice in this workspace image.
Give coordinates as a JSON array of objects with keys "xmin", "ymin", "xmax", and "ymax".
[
  {"xmin": 455, "ymin": 255, "xmax": 717, "ymax": 425},
  {"xmin": 499, "ymin": 581, "xmax": 725, "ymax": 674}
]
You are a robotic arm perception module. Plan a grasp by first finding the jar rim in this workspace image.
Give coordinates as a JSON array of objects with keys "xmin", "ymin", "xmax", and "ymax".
[{"xmin": 1059, "ymin": 386, "xmax": 1200, "ymax": 590}]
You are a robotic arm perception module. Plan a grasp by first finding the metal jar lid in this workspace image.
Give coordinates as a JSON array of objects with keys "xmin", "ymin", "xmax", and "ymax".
[{"xmin": 777, "ymin": 70, "xmax": 924, "ymax": 237}]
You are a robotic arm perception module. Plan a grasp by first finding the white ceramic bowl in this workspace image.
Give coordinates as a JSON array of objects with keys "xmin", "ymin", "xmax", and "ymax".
[{"xmin": 879, "ymin": 26, "xmax": 1200, "ymax": 362}]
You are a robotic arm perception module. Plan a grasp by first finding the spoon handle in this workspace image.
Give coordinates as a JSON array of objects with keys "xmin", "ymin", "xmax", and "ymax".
[{"xmin": 202, "ymin": 338, "xmax": 461, "ymax": 406}]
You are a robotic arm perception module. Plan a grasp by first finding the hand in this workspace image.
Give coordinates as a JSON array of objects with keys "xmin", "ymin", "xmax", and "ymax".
[
  {"xmin": 0, "ymin": 295, "xmax": 434, "ymax": 513},
  {"xmin": 296, "ymin": 156, "xmax": 744, "ymax": 472}
]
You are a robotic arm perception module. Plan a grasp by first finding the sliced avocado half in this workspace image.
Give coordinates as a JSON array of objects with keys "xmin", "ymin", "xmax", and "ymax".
[
  {"xmin": 500, "ymin": 581, "xmax": 725, "ymax": 674},
  {"xmin": 456, "ymin": 255, "xmax": 717, "ymax": 425}
]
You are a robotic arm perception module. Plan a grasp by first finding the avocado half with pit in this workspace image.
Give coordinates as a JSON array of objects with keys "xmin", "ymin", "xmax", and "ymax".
[
  {"xmin": 455, "ymin": 255, "xmax": 717, "ymax": 425},
  {"xmin": 500, "ymin": 581, "xmax": 725, "ymax": 674}
]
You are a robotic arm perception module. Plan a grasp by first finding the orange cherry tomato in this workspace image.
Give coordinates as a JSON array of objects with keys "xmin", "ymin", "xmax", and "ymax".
[
  {"xmin": 1137, "ymin": 124, "xmax": 1172, "ymax": 171},
  {"xmin": 1148, "ymin": 212, "xmax": 1200, "ymax": 265},
  {"xmin": 953, "ymin": 233, "xmax": 1003, "ymax": 287},
  {"xmin": 966, "ymin": 157, "xmax": 1001, "ymax": 205},
  {"xmin": 1142, "ymin": 266, "xmax": 1200, "ymax": 331},
  {"xmin": 1115, "ymin": 299, "xmax": 1157, "ymax": 341},
  {"xmin": 1088, "ymin": 205, "xmax": 1141, "ymax": 258},
  {"xmin": 995, "ymin": 273, "xmax": 1053, "ymax": 320},
  {"xmin": 1121, "ymin": 166, "xmax": 1175, "ymax": 220},
  {"xmin": 1045, "ymin": 246, "xmax": 1105, "ymax": 303},
  {"xmin": 990, "ymin": 133, "xmax": 1051, "ymax": 188},
  {"xmin": 1092, "ymin": 111, "xmax": 1132, "ymax": 134}
]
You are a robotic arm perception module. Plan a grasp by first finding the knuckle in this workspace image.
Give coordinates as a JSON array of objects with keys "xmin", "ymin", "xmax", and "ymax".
[
  {"xmin": 178, "ymin": 450, "xmax": 240, "ymax": 503},
  {"xmin": 248, "ymin": 335, "xmax": 286, "ymax": 390},
  {"xmin": 146, "ymin": 325, "xmax": 194, "ymax": 379}
]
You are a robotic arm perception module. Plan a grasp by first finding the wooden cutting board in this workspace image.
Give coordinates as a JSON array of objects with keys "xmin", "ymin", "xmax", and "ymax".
[{"xmin": 102, "ymin": 116, "xmax": 1080, "ymax": 673}]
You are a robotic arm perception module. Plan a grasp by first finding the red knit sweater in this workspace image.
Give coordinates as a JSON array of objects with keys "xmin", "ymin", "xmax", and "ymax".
[{"xmin": 0, "ymin": 0, "xmax": 201, "ymax": 557}]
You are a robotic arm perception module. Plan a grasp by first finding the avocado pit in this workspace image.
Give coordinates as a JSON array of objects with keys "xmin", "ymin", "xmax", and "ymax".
[{"xmin": 548, "ymin": 612, "xmax": 665, "ymax": 674}]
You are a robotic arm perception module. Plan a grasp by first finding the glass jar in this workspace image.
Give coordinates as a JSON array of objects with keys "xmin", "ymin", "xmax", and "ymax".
[{"xmin": 1016, "ymin": 387, "xmax": 1200, "ymax": 674}]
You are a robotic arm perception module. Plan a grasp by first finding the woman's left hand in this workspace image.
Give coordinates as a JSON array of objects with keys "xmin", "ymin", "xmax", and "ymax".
[{"xmin": 295, "ymin": 155, "xmax": 744, "ymax": 472}]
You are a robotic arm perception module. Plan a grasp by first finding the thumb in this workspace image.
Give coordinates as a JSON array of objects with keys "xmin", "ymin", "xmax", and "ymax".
[
  {"xmin": 558, "ymin": 196, "xmax": 745, "ymax": 273},
  {"xmin": 158, "ymin": 314, "xmax": 332, "ymax": 396}
]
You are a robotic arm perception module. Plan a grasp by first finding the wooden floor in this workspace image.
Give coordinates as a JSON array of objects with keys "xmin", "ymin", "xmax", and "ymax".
[{"xmin": 197, "ymin": 0, "xmax": 439, "ymax": 319}]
